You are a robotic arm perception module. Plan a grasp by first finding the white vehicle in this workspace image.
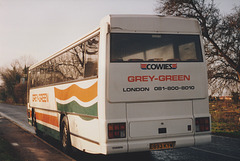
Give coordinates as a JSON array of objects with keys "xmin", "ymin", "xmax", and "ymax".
[{"xmin": 27, "ymin": 15, "xmax": 211, "ymax": 155}]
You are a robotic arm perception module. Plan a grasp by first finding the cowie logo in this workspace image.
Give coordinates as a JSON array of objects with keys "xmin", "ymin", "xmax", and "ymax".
[{"xmin": 141, "ymin": 64, "xmax": 177, "ymax": 70}]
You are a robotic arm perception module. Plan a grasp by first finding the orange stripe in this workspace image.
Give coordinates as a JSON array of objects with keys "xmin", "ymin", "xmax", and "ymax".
[
  {"xmin": 36, "ymin": 112, "xmax": 59, "ymax": 127},
  {"xmin": 54, "ymin": 81, "xmax": 97, "ymax": 102}
]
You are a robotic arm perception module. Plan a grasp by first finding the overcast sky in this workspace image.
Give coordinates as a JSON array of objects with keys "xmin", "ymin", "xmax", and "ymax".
[{"xmin": 0, "ymin": 0, "xmax": 240, "ymax": 69}]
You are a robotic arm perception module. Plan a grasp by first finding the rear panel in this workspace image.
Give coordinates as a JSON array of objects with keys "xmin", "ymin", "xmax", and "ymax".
[
  {"xmin": 108, "ymin": 62, "xmax": 208, "ymax": 102},
  {"xmin": 105, "ymin": 15, "xmax": 211, "ymax": 154}
]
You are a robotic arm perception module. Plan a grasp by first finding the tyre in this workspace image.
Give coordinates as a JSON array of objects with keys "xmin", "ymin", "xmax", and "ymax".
[{"xmin": 61, "ymin": 116, "xmax": 72, "ymax": 154}]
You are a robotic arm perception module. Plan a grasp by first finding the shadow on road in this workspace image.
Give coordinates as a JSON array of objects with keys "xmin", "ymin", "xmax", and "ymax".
[{"xmin": 38, "ymin": 134, "xmax": 155, "ymax": 161}]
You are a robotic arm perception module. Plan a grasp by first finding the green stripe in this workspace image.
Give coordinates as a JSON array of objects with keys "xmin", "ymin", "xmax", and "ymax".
[
  {"xmin": 36, "ymin": 123, "xmax": 60, "ymax": 141},
  {"xmin": 56, "ymin": 101, "xmax": 98, "ymax": 120}
]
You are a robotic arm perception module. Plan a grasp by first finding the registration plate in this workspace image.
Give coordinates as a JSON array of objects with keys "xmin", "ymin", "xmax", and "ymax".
[{"xmin": 150, "ymin": 142, "xmax": 176, "ymax": 150}]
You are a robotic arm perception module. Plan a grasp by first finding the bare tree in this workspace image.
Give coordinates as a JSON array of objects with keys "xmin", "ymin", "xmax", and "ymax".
[
  {"xmin": 0, "ymin": 56, "xmax": 36, "ymax": 104},
  {"xmin": 155, "ymin": 0, "xmax": 240, "ymax": 95},
  {"xmin": 0, "ymin": 66, "xmax": 22, "ymax": 103}
]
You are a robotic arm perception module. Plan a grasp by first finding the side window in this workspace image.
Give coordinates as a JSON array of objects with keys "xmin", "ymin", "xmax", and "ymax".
[
  {"xmin": 45, "ymin": 60, "xmax": 54, "ymax": 84},
  {"xmin": 54, "ymin": 54, "xmax": 66, "ymax": 83},
  {"xmin": 68, "ymin": 43, "xmax": 85, "ymax": 79},
  {"xmin": 42, "ymin": 63, "xmax": 48, "ymax": 86},
  {"xmin": 29, "ymin": 69, "xmax": 36, "ymax": 88},
  {"xmin": 29, "ymin": 33, "xmax": 99, "ymax": 88},
  {"xmin": 52, "ymin": 42, "xmax": 86, "ymax": 83},
  {"xmin": 85, "ymin": 35, "xmax": 99, "ymax": 78},
  {"xmin": 58, "ymin": 52, "xmax": 73, "ymax": 82},
  {"xmin": 36, "ymin": 67, "xmax": 40, "ymax": 86}
]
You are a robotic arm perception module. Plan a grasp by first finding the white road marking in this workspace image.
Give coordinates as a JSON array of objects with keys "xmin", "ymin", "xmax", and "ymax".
[
  {"xmin": 191, "ymin": 147, "xmax": 240, "ymax": 160},
  {"xmin": 11, "ymin": 143, "xmax": 19, "ymax": 146}
]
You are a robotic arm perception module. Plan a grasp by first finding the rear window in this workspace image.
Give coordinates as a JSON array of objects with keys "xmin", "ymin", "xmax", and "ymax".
[{"xmin": 110, "ymin": 33, "xmax": 203, "ymax": 62}]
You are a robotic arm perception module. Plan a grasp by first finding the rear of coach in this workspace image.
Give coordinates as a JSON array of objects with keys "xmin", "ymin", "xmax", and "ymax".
[{"xmin": 103, "ymin": 15, "xmax": 211, "ymax": 154}]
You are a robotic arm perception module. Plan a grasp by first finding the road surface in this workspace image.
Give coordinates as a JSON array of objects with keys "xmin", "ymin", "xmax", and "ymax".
[{"xmin": 0, "ymin": 103, "xmax": 240, "ymax": 161}]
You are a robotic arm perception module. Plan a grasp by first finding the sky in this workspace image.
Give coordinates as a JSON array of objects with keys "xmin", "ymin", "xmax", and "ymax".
[{"xmin": 0, "ymin": 0, "xmax": 240, "ymax": 69}]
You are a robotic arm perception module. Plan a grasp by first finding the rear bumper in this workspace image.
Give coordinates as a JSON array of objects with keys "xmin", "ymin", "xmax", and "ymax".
[
  {"xmin": 194, "ymin": 133, "xmax": 211, "ymax": 146},
  {"xmin": 105, "ymin": 134, "xmax": 211, "ymax": 154}
]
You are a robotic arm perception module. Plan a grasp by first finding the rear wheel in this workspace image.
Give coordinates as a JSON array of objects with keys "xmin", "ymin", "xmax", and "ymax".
[{"xmin": 61, "ymin": 116, "xmax": 72, "ymax": 154}]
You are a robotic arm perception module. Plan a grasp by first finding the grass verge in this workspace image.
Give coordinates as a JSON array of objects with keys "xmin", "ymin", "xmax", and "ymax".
[
  {"xmin": 212, "ymin": 131, "xmax": 240, "ymax": 138},
  {"xmin": 211, "ymin": 122, "xmax": 240, "ymax": 138}
]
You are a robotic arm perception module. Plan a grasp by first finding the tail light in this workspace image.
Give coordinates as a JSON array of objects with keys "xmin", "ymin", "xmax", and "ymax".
[
  {"xmin": 195, "ymin": 117, "xmax": 210, "ymax": 132},
  {"xmin": 108, "ymin": 123, "xmax": 126, "ymax": 139}
]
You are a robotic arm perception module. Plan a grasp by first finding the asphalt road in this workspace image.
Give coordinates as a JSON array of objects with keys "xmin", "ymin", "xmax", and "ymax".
[{"xmin": 0, "ymin": 103, "xmax": 240, "ymax": 161}]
